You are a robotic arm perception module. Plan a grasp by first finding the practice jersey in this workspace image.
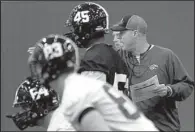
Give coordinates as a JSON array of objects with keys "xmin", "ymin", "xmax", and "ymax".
[
  {"xmin": 78, "ymin": 44, "xmax": 129, "ymax": 91},
  {"xmin": 48, "ymin": 73, "xmax": 158, "ymax": 131}
]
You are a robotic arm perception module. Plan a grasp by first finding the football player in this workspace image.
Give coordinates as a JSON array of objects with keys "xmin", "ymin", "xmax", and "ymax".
[
  {"xmin": 25, "ymin": 34, "xmax": 158, "ymax": 131},
  {"xmin": 65, "ymin": 2, "xmax": 129, "ymax": 94}
]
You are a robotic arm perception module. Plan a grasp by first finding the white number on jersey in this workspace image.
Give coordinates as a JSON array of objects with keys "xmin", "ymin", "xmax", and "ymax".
[
  {"xmin": 113, "ymin": 72, "xmax": 128, "ymax": 91},
  {"xmin": 43, "ymin": 42, "xmax": 63, "ymax": 60},
  {"xmin": 74, "ymin": 11, "xmax": 90, "ymax": 23},
  {"xmin": 103, "ymin": 84, "xmax": 140, "ymax": 120},
  {"xmin": 29, "ymin": 87, "xmax": 49, "ymax": 100}
]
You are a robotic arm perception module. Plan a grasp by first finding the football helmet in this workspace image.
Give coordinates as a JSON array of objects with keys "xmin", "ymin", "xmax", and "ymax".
[
  {"xmin": 66, "ymin": 2, "xmax": 109, "ymax": 47},
  {"xmin": 28, "ymin": 34, "xmax": 79, "ymax": 86},
  {"xmin": 6, "ymin": 77, "xmax": 59, "ymax": 130}
]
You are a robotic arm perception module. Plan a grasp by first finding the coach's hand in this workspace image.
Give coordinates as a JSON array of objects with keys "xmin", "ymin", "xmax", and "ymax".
[{"xmin": 153, "ymin": 84, "xmax": 173, "ymax": 97}]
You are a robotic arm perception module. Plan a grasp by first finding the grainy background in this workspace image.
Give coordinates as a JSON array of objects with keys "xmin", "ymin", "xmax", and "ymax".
[{"xmin": 1, "ymin": 1, "xmax": 194, "ymax": 131}]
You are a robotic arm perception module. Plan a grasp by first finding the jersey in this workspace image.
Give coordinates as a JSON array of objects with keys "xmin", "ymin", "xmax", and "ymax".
[
  {"xmin": 78, "ymin": 43, "xmax": 129, "ymax": 91},
  {"xmin": 47, "ymin": 73, "xmax": 158, "ymax": 131}
]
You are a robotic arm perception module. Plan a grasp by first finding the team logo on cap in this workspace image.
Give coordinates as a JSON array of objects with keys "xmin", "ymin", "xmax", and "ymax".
[{"xmin": 149, "ymin": 64, "xmax": 158, "ymax": 71}]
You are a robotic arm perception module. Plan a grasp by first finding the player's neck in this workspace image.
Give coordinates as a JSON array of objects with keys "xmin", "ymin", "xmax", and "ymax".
[
  {"xmin": 86, "ymin": 37, "xmax": 105, "ymax": 50},
  {"xmin": 92, "ymin": 37, "xmax": 105, "ymax": 45},
  {"xmin": 57, "ymin": 74, "xmax": 68, "ymax": 98},
  {"xmin": 55, "ymin": 72, "xmax": 74, "ymax": 99}
]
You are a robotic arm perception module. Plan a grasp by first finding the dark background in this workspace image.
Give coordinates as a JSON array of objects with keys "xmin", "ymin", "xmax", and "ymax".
[{"xmin": 1, "ymin": 1, "xmax": 194, "ymax": 131}]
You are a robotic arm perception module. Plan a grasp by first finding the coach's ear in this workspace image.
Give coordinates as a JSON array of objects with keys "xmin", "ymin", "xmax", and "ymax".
[
  {"xmin": 133, "ymin": 30, "xmax": 138, "ymax": 37},
  {"xmin": 80, "ymin": 109, "xmax": 110, "ymax": 131},
  {"xmin": 133, "ymin": 30, "xmax": 139, "ymax": 37}
]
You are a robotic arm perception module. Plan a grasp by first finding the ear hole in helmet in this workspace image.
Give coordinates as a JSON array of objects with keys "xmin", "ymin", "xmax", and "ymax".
[
  {"xmin": 43, "ymin": 109, "xmax": 48, "ymax": 115},
  {"xmin": 85, "ymin": 34, "xmax": 90, "ymax": 39}
]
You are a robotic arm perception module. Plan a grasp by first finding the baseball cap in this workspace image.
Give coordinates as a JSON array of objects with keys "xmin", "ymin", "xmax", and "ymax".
[{"xmin": 111, "ymin": 15, "xmax": 148, "ymax": 34}]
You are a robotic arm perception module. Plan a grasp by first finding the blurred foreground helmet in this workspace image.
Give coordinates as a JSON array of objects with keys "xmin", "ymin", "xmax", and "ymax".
[{"xmin": 28, "ymin": 34, "xmax": 79, "ymax": 86}]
